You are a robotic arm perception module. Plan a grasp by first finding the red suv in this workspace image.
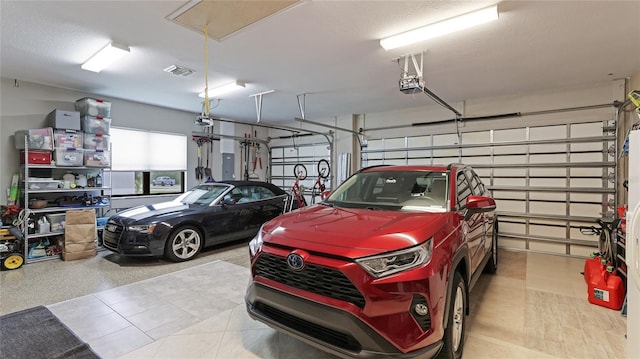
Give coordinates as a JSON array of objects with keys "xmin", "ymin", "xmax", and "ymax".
[{"xmin": 245, "ymin": 164, "xmax": 498, "ymax": 358}]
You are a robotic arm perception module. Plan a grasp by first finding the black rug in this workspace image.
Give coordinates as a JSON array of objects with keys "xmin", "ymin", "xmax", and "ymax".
[{"xmin": 0, "ymin": 306, "xmax": 100, "ymax": 359}]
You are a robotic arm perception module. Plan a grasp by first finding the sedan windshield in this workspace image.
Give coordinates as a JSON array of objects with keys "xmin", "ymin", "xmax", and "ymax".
[
  {"xmin": 326, "ymin": 170, "xmax": 449, "ymax": 212},
  {"xmin": 174, "ymin": 184, "xmax": 230, "ymax": 205}
]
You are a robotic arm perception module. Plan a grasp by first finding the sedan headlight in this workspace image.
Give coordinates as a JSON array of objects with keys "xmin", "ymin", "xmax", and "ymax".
[
  {"xmin": 356, "ymin": 239, "xmax": 433, "ymax": 278},
  {"xmin": 249, "ymin": 226, "xmax": 264, "ymax": 257},
  {"xmin": 128, "ymin": 224, "xmax": 156, "ymax": 234}
]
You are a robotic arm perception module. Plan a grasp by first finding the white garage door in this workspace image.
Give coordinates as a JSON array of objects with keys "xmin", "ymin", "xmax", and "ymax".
[{"xmin": 362, "ymin": 114, "xmax": 617, "ymax": 257}]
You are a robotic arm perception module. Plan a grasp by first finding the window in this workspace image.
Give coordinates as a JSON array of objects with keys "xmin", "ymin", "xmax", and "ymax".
[
  {"xmin": 456, "ymin": 171, "xmax": 472, "ymax": 210},
  {"xmin": 106, "ymin": 128, "xmax": 188, "ymax": 196}
]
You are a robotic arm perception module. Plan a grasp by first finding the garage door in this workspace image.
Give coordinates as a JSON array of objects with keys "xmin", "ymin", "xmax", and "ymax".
[
  {"xmin": 361, "ymin": 111, "xmax": 617, "ymax": 257},
  {"xmin": 270, "ymin": 137, "xmax": 331, "ymax": 205}
]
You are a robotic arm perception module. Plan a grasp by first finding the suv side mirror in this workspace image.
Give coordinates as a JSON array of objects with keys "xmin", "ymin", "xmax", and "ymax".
[{"xmin": 464, "ymin": 196, "xmax": 496, "ymax": 220}]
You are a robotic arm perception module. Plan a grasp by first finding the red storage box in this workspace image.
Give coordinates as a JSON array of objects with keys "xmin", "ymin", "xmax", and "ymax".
[{"xmin": 21, "ymin": 150, "xmax": 52, "ymax": 165}]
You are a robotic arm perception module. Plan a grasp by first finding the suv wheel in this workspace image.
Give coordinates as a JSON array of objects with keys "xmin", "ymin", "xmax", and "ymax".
[
  {"xmin": 164, "ymin": 226, "xmax": 202, "ymax": 262},
  {"xmin": 439, "ymin": 272, "xmax": 467, "ymax": 359},
  {"xmin": 484, "ymin": 219, "xmax": 499, "ymax": 274}
]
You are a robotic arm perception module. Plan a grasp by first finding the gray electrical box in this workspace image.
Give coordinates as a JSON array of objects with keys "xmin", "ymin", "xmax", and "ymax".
[{"xmin": 222, "ymin": 153, "xmax": 234, "ymax": 181}]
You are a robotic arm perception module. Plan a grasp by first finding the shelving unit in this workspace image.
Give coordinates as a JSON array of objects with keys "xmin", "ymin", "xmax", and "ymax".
[{"xmin": 21, "ymin": 139, "xmax": 111, "ymax": 263}]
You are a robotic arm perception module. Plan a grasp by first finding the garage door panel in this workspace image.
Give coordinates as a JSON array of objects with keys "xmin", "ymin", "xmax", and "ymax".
[
  {"xmin": 571, "ymin": 203, "xmax": 604, "ymax": 217},
  {"xmin": 494, "ymin": 154, "xmax": 527, "ymax": 164},
  {"xmin": 408, "ymin": 158, "xmax": 430, "ymax": 165},
  {"xmin": 494, "ymin": 145, "xmax": 527, "ymax": 155},
  {"xmin": 461, "ymin": 147, "xmax": 491, "ymax": 156},
  {"xmin": 500, "ymin": 221, "xmax": 526, "ymax": 234},
  {"xmin": 529, "ymin": 178, "xmax": 566, "ymax": 187},
  {"xmin": 360, "ymin": 117, "xmax": 615, "ymax": 257},
  {"xmin": 570, "ymin": 167, "xmax": 604, "ymax": 176},
  {"xmin": 571, "ymin": 122, "xmax": 603, "ymax": 138},
  {"xmin": 569, "ymin": 178, "xmax": 605, "ymax": 188},
  {"xmin": 495, "ymin": 199, "xmax": 526, "ymax": 212},
  {"xmin": 529, "ymin": 167, "xmax": 566, "ymax": 176},
  {"xmin": 408, "ymin": 150, "xmax": 431, "ymax": 158},
  {"xmin": 494, "ymin": 128, "xmax": 526, "ymax": 142},
  {"xmin": 462, "ymin": 131, "xmax": 490, "ymax": 144},
  {"xmin": 460, "ymin": 156, "xmax": 491, "ymax": 165},
  {"xmin": 530, "ymin": 201, "xmax": 566, "ymax": 215},
  {"xmin": 530, "ymin": 192, "xmax": 567, "ymax": 201},
  {"xmin": 570, "ymin": 193, "xmax": 605, "ymax": 202},
  {"xmin": 530, "ymin": 143, "xmax": 566, "ymax": 153},
  {"xmin": 570, "ymin": 152, "xmax": 604, "ymax": 162},
  {"xmin": 407, "ymin": 136, "xmax": 431, "ymax": 147},
  {"xmin": 530, "ymin": 125, "xmax": 567, "ymax": 140},
  {"xmin": 530, "ymin": 153, "xmax": 565, "ymax": 163},
  {"xmin": 494, "ymin": 191, "xmax": 526, "ymax": 200}
]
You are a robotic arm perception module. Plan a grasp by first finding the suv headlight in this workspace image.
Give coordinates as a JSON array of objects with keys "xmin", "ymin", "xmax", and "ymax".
[
  {"xmin": 356, "ymin": 239, "xmax": 433, "ymax": 278},
  {"xmin": 249, "ymin": 226, "xmax": 264, "ymax": 257},
  {"xmin": 128, "ymin": 224, "xmax": 156, "ymax": 234}
]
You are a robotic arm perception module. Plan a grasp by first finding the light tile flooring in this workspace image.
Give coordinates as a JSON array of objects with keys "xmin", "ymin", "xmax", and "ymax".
[{"xmin": 0, "ymin": 245, "xmax": 628, "ymax": 359}]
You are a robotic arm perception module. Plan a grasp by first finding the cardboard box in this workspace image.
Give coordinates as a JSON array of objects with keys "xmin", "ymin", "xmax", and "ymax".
[{"xmin": 47, "ymin": 109, "xmax": 81, "ymax": 130}]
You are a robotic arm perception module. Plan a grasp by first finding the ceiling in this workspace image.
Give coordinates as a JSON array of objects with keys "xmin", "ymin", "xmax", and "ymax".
[{"xmin": 2, "ymin": 1, "xmax": 639, "ymax": 124}]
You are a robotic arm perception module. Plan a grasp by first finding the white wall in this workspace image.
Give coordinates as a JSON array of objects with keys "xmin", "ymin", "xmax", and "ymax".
[{"xmin": 0, "ymin": 78, "xmax": 199, "ymax": 206}]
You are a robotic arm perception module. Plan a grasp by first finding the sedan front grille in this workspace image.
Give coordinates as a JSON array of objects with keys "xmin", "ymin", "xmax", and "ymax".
[
  {"xmin": 254, "ymin": 253, "xmax": 366, "ymax": 308},
  {"xmin": 102, "ymin": 222, "xmax": 124, "ymax": 249}
]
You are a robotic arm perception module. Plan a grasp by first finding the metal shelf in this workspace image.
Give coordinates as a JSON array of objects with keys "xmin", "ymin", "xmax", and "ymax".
[
  {"xmin": 26, "ymin": 231, "xmax": 65, "ymax": 239},
  {"xmin": 29, "ymin": 204, "xmax": 110, "ymax": 214},
  {"xmin": 26, "ymin": 187, "xmax": 111, "ymax": 193}
]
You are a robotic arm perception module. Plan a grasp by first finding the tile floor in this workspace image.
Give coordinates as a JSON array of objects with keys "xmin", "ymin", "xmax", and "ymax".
[{"xmin": 0, "ymin": 245, "xmax": 628, "ymax": 359}]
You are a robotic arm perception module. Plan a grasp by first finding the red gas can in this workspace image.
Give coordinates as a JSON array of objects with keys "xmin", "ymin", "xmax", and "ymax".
[
  {"xmin": 587, "ymin": 268, "xmax": 625, "ymax": 310},
  {"xmin": 583, "ymin": 254, "xmax": 603, "ymax": 284}
]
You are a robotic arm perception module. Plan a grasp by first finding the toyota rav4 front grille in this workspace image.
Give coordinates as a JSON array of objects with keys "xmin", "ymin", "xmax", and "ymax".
[{"xmin": 254, "ymin": 253, "xmax": 366, "ymax": 308}]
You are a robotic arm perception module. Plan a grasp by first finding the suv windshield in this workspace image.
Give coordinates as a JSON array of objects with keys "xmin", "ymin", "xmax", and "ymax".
[{"xmin": 326, "ymin": 170, "xmax": 449, "ymax": 212}]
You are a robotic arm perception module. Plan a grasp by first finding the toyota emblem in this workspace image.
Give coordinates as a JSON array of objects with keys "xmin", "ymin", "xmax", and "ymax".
[{"xmin": 287, "ymin": 253, "xmax": 305, "ymax": 271}]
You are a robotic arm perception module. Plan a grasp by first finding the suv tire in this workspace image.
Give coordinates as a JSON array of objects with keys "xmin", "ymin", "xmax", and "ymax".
[{"xmin": 438, "ymin": 271, "xmax": 467, "ymax": 359}]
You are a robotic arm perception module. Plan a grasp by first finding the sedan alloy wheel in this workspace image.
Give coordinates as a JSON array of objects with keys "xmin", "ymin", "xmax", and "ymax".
[{"xmin": 165, "ymin": 226, "xmax": 202, "ymax": 261}]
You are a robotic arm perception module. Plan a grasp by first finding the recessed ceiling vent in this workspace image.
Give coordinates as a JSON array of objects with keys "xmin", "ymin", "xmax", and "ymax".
[{"xmin": 163, "ymin": 65, "xmax": 195, "ymax": 77}]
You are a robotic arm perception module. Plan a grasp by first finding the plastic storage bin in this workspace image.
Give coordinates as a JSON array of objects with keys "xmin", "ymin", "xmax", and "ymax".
[
  {"xmin": 84, "ymin": 150, "xmax": 111, "ymax": 167},
  {"xmin": 14, "ymin": 128, "xmax": 54, "ymax": 151},
  {"xmin": 83, "ymin": 133, "xmax": 110, "ymax": 150},
  {"xmin": 54, "ymin": 130, "xmax": 83, "ymax": 149},
  {"xmin": 81, "ymin": 116, "xmax": 111, "ymax": 135},
  {"xmin": 75, "ymin": 97, "xmax": 111, "ymax": 118},
  {"xmin": 54, "ymin": 148, "xmax": 84, "ymax": 167},
  {"xmin": 26, "ymin": 178, "xmax": 61, "ymax": 190},
  {"xmin": 47, "ymin": 109, "xmax": 81, "ymax": 131},
  {"xmin": 45, "ymin": 213, "xmax": 66, "ymax": 232}
]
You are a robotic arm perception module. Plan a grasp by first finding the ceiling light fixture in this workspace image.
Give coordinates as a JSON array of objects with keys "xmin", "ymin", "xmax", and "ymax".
[
  {"xmin": 81, "ymin": 42, "xmax": 130, "ymax": 72},
  {"xmin": 199, "ymin": 81, "xmax": 245, "ymax": 98},
  {"xmin": 380, "ymin": 5, "xmax": 499, "ymax": 50}
]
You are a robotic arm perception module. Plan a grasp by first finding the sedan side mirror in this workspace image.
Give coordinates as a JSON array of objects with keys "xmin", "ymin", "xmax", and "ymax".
[{"xmin": 464, "ymin": 196, "xmax": 496, "ymax": 220}]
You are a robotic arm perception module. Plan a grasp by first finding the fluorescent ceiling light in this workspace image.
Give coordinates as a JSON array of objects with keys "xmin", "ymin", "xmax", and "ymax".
[
  {"xmin": 81, "ymin": 42, "xmax": 130, "ymax": 72},
  {"xmin": 199, "ymin": 81, "xmax": 246, "ymax": 98},
  {"xmin": 380, "ymin": 5, "xmax": 499, "ymax": 50}
]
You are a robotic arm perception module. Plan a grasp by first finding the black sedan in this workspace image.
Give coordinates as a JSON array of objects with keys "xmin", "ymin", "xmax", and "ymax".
[{"xmin": 103, "ymin": 181, "xmax": 290, "ymax": 261}]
